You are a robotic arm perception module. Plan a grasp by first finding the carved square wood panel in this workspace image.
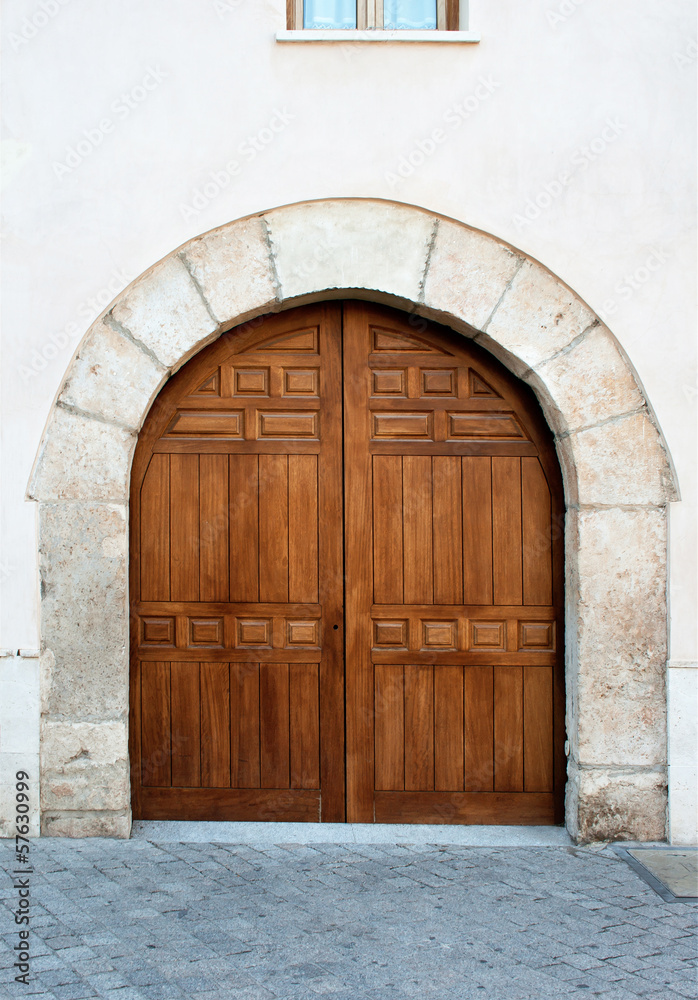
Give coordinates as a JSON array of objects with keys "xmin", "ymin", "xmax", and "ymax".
[
  {"xmin": 421, "ymin": 620, "xmax": 458, "ymax": 649},
  {"xmin": 373, "ymin": 620, "xmax": 408, "ymax": 648},
  {"xmin": 165, "ymin": 411, "xmax": 243, "ymax": 437},
  {"xmin": 189, "ymin": 618, "xmax": 224, "ymax": 646},
  {"xmin": 372, "ymin": 370, "xmax": 406, "ymax": 396},
  {"xmin": 236, "ymin": 618, "xmax": 272, "ymax": 647},
  {"xmin": 371, "ymin": 412, "xmax": 433, "ymax": 439},
  {"xmin": 469, "ymin": 621, "xmax": 506, "ymax": 650},
  {"xmin": 283, "ymin": 369, "xmax": 319, "ymax": 395},
  {"xmin": 257, "ymin": 411, "xmax": 319, "ymax": 439},
  {"xmin": 421, "ymin": 369, "xmax": 457, "ymax": 396},
  {"xmin": 519, "ymin": 621, "xmax": 556, "ymax": 650},
  {"xmin": 286, "ymin": 620, "xmax": 320, "ymax": 646},
  {"xmin": 234, "ymin": 368, "xmax": 269, "ymax": 395},
  {"xmin": 140, "ymin": 617, "xmax": 175, "ymax": 646}
]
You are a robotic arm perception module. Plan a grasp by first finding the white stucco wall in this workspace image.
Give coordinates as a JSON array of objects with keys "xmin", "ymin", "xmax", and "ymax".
[{"xmin": 1, "ymin": 0, "xmax": 696, "ymax": 839}]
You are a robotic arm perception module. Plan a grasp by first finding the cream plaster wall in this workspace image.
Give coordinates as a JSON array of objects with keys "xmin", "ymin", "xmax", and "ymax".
[{"xmin": 1, "ymin": 0, "xmax": 696, "ymax": 839}]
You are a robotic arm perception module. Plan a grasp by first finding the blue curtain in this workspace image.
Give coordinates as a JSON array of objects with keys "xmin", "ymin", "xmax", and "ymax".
[
  {"xmin": 304, "ymin": 0, "xmax": 356, "ymax": 29},
  {"xmin": 384, "ymin": 0, "xmax": 437, "ymax": 29}
]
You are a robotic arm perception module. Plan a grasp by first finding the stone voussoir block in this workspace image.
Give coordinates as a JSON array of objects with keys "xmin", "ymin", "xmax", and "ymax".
[
  {"xmin": 180, "ymin": 216, "xmax": 278, "ymax": 330},
  {"xmin": 527, "ymin": 323, "xmax": 646, "ymax": 437},
  {"xmin": 568, "ymin": 410, "xmax": 674, "ymax": 506},
  {"xmin": 110, "ymin": 254, "xmax": 218, "ymax": 370},
  {"xmin": 58, "ymin": 318, "xmax": 167, "ymax": 432},
  {"xmin": 567, "ymin": 763, "xmax": 667, "ymax": 843},
  {"xmin": 39, "ymin": 503, "xmax": 129, "ymax": 720},
  {"xmin": 265, "ymin": 200, "xmax": 434, "ymax": 303},
  {"xmin": 30, "ymin": 406, "xmax": 134, "ymax": 503},
  {"xmin": 422, "ymin": 219, "xmax": 523, "ymax": 333},
  {"xmin": 569, "ymin": 506, "xmax": 667, "ymax": 767},
  {"xmin": 41, "ymin": 720, "xmax": 128, "ymax": 814},
  {"xmin": 482, "ymin": 260, "xmax": 597, "ymax": 372}
]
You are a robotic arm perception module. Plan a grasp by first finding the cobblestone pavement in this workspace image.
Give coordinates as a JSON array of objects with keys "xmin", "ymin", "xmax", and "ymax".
[{"xmin": 1, "ymin": 838, "xmax": 697, "ymax": 1000}]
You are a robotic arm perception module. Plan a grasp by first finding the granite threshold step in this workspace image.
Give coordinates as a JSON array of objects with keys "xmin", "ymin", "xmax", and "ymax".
[{"xmin": 131, "ymin": 820, "xmax": 573, "ymax": 846}]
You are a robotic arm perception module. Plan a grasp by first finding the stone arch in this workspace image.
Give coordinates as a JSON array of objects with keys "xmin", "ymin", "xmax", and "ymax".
[{"xmin": 30, "ymin": 199, "xmax": 677, "ymax": 841}]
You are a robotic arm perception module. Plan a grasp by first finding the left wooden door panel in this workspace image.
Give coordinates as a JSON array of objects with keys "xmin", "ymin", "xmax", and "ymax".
[{"xmin": 130, "ymin": 304, "xmax": 344, "ymax": 822}]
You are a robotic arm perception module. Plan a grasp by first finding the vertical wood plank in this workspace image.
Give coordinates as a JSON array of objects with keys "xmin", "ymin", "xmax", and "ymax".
[
  {"xmin": 260, "ymin": 663, "xmax": 290, "ymax": 788},
  {"xmin": 374, "ymin": 664, "xmax": 404, "ymax": 790},
  {"xmin": 288, "ymin": 454, "xmax": 319, "ymax": 603},
  {"xmin": 200, "ymin": 455, "xmax": 229, "ymax": 602},
  {"xmin": 433, "ymin": 457, "xmax": 463, "ymax": 605},
  {"xmin": 170, "ymin": 662, "xmax": 200, "ymax": 787},
  {"xmin": 290, "ymin": 663, "xmax": 320, "ymax": 789},
  {"xmin": 201, "ymin": 662, "xmax": 231, "ymax": 787},
  {"xmin": 522, "ymin": 457, "xmax": 553, "ymax": 606},
  {"xmin": 140, "ymin": 455, "xmax": 170, "ymax": 601},
  {"xmin": 230, "ymin": 662, "xmax": 260, "ymax": 788},
  {"xmin": 462, "ymin": 457, "xmax": 493, "ymax": 605},
  {"xmin": 524, "ymin": 666, "xmax": 553, "ymax": 792},
  {"xmin": 170, "ymin": 455, "xmax": 200, "ymax": 601},
  {"xmin": 494, "ymin": 665, "xmax": 524, "ymax": 791},
  {"xmin": 373, "ymin": 456, "xmax": 403, "ymax": 604},
  {"xmin": 140, "ymin": 662, "xmax": 171, "ymax": 787},
  {"xmin": 404, "ymin": 664, "xmax": 434, "ymax": 791},
  {"xmin": 464, "ymin": 665, "xmax": 494, "ymax": 791},
  {"xmin": 403, "ymin": 456, "xmax": 433, "ymax": 604},
  {"xmin": 435, "ymin": 665, "xmax": 464, "ymax": 791},
  {"xmin": 229, "ymin": 454, "xmax": 259, "ymax": 602},
  {"xmin": 259, "ymin": 455, "xmax": 289, "ymax": 603},
  {"xmin": 492, "ymin": 457, "xmax": 523, "ymax": 606}
]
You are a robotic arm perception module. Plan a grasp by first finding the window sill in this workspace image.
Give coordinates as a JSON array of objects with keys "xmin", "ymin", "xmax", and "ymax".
[{"xmin": 276, "ymin": 29, "xmax": 480, "ymax": 43}]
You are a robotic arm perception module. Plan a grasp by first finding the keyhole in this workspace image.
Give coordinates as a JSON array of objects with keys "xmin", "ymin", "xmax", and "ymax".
[{"xmin": 333, "ymin": 624, "xmax": 339, "ymax": 630}]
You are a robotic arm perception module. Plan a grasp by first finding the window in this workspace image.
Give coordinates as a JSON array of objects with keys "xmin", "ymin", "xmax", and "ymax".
[{"xmin": 287, "ymin": 0, "xmax": 462, "ymax": 31}]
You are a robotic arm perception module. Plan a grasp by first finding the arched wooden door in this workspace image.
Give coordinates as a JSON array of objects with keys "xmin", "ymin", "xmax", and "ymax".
[{"xmin": 130, "ymin": 302, "xmax": 565, "ymax": 824}]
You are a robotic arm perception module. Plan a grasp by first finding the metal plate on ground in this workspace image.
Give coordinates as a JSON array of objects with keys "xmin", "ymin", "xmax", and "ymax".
[{"xmin": 614, "ymin": 846, "xmax": 698, "ymax": 902}]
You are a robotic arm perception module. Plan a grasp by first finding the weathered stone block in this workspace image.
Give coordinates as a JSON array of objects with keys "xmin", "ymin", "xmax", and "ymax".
[
  {"xmin": 567, "ymin": 507, "xmax": 667, "ymax": 767},
  {"xmin": 181, "ymin": 217, "xmax": 277, "ymax": 329},
  {"xmin": 483, "ymin": 260, "xmax": 596, "ymax": 370},
  {"xmin": 567, "ymin": 763, "xmax": 667, "ymax": 843},
  {"xmin": 39, "ymin": 503, "xmax": 129, "ymax": 720},
  {"xmin": 266, "ymin": 200, "xmax": 434, "ymax": 303},
  {"xmin": 41, "ymin": 720, "xmax": 129, "ymax": 811},
  {"xmin": 58, "ymin": 319, "xmax": 167, "ymax": 431},
  {"xmin": 111, "ymin": 255, "xmax": 218, "ymax": 369},
  {"xmin": 568, "ymin": 410, "xmax": 673, "ymax": 506},
  {"xmin": 423, "ymin": 220, "xmax": 522, "ymax": 332},
  {"xmin": 30, "ymin": 407, "xmax": 134, "ymax": 503},
  {"xmin": 528, "ymin": 324, "xmax": 646, "ymax": 436},
  {"xmin": 41, "ymin": 809, "xmax": 131, "ymax": 838}
]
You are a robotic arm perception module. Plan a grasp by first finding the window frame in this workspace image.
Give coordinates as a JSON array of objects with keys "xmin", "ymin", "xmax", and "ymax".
[{"xmin": 287, "ymin": 0, "xmax": 462, "ymax": 31}]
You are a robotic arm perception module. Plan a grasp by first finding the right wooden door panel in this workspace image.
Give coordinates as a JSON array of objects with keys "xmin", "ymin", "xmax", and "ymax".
[{"xmin": 343, "ymin": 302, "xmax": 565, "ymax": 825}]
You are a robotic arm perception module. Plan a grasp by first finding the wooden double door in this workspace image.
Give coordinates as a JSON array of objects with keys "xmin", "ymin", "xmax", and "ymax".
[{"xmin": 130, "ymin": 302, "xmax": 565, "ymax": 824}]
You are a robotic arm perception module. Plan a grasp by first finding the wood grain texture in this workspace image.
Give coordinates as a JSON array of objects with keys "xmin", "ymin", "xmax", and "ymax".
[
  {"xmin": 199, "ymin": 455, "xmax": 229, "ymax": 602},
  {"xmin": 462, "ymin": 457, "xmax": 493, "ymax": 605},
  {"xmin": 140, "ymin": 661, "xmax": 171, "ymax": 787},
  {"xmin": 259, "ymin": 455, "xmax": 289, "ymax": 603},
  {"xmin": 170, "ymin": 455, "xmax": 200, "ymax": 601},
  {"xmin": 524, "ymin": 665, "xmax": 553, "ymax": 792},
  {"xmin": 404, "ymin": 664, "xmax": 434, "ymax": 791},
  {"xmin": 433, "ymin": 457, "xmax": 463, "ymax": 605},
  {"xmin": 170, "ymin": 661, "xmax": 200, "ymax": 787},
  {"xmin": 522, "ymin": 457, "xmax": 553, "ymax": 606},
  {"xmin": 229, "ymin": 455, "xmax": 259, "ymax": 602},
  {"xmin": 289, "ymin": 454, "xmax": 319, "ymax": 603},
  {"xmin": 140, "ymin": 455, "xmax": 170, "ymax": 601},
  {"xmin": 374, "ymin": 664, "xmax": 404, "ymax": 791},
  {"xmin": 230, "ymin": 662, "xmax": 260, "ymax": 788},
  {"xmin": 434, "ymin": 665, "xmax": 464, "ymax": 791},
  {"xmin": 464, "ymin": 665, "xmax": 494, "ymax": 791},
  {"xmin": 494, "ymin": 665, "xmax": 524, "ymax": 792},
  {"xmin": 402, "ymin": 456, "xmax": 433, "ymax": 604},
  {"xmin": 201, "ymin": 662, "xmax": 231, "ymax": 787},
  {"xmin": 290, "ymin": 663, "xmax": 320, "ymax": 789},
  {"xmin": 372, "ymin": 455, "xmax": 403, "ymax": 604},
  {"xmin": 492, "ymin": 457, "xmax": 522, "ymax": 606},
  {"xmin": 260, "ymin": 662, "xmax": 290, "ymax": 788}
]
